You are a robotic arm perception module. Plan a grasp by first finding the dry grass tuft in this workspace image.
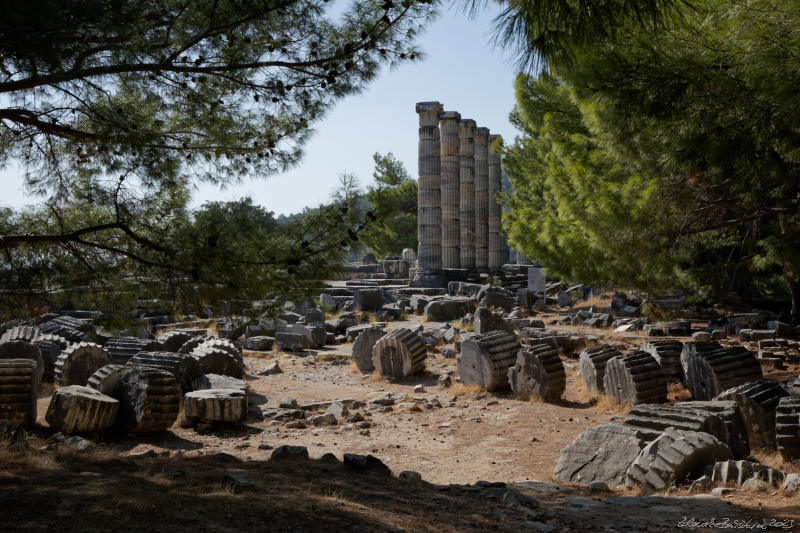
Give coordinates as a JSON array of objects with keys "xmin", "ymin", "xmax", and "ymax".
[
  {"xmin": 368, "ymin": 371, "xmax": 385, "ymax": 382},
  {"xmin": 348, "ymin": 360, "xmax": 362, "ymax": 374},
  {"xmin": 450, "ymin": 383, "xmax": 484, "ymax": 398},
  {"xmin": 563, "ymin": 364, "xmax": 595, "ymax": 404},
  {"xmin": 752, "ymin": 450, "xmax": 800, "ymax": 474},
  {"xmin": 242, "ymin": 349, "xmax": 273, "ymax": 360},
  {"xmin": 571, "ymin": 293, "xmax": 613, "ymax": 311},
  {"xmin": 512, "ymin": 391, "xmax": 543, "ymax": 403},
  {"xmin": 594, "ymin": 393, "xmax": 632, "ymax": 415}
]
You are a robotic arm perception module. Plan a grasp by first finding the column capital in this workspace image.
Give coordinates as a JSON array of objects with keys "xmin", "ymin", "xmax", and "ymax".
[
  {"xmin": 416, "ymin": 101, "xmax": 443, "ymax": 114},
  {"xmin": 489, "ymin": 134, "xmax": 502, "ymax": 143},
  {"xmin": 459, "ymin": 119, "xmax": 476, "ymax": 128},
  {"xmin": 439, "ymin": 110, "xmax": 461, "ymax": 121},
  {"xmin": 474, "ymin": 127, "xmax": 490, "ymax": 141}
]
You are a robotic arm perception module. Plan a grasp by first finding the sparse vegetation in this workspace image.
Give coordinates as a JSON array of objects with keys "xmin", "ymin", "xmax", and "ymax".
[{"xmin": 449, "ymin": 384, "xmax": 484, "ymax": 398}]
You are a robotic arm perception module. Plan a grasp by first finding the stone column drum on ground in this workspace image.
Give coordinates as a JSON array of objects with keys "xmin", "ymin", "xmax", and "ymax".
[
  {"xmin": 459, "ymin": 119, "xmax": 476, "ymax": 269},
  {"xmin": 439, "ymin": 111, "xmax": 461, "ymax": 269},
  {"xmin": 474, "ymin": 127, "xmax": 490, "ymax": 271},
  {"xmin": 413, "ymin": 101, "xmax": 445, "ymax": 286}
]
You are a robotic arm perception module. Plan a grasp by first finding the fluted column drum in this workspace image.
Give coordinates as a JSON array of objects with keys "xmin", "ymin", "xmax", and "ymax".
[
  {"xmin": 459, "ymin": 119, "xmax": 476, "ymax": 270},
  {"xmin": 439, "ymin": 111, "xmax": 461, "ymax": 269},
  {"xmin": 474, "ymin": 127, "xmax": 490, "ymax": 271},
  {"xmin": 416, "ymin": 101, "xmax": 444, "ymax": 275},
  {"xmin": 488, "ymin": 134, "xmax": 503, "ymax": 269}
]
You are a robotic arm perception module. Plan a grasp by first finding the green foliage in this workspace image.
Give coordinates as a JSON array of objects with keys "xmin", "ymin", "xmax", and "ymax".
[
  {"xmin": 0, "ymin": 0, "xmax": 435, "ymax": 192},
  {"xmin": 0, "ymin": 0, "xmax": 436, "ymax": 316},
  {"xmin": 475, "ymin": 0, "xmax": 687, "ymax": 71},
  {"xmin": 359, "ymin": 152, "xmax": 417, "ymax": 257},
  {"xmin": 504, "ymin": 0, "xmax": 800, "ymax": 312}
]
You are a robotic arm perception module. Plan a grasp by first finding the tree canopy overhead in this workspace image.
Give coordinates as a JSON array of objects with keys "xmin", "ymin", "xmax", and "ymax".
[
  {"xmin": 0, "ymin": 0, "xmax": 434, "ymax": 194},
  {"xmin": 0, "ymin": 0, "xmax": 436, "ymax": 315}
]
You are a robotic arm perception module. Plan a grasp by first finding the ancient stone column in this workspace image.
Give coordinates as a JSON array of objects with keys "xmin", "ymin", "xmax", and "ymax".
[
  {"xmin": 459, "ymin": 119, "xmax": 476, "ymax": 269},
  {"xmin": 474, "ymin": 127, "xmax": 490, "ymax": 271},
  {"xmin": 413, "ymin": 101, "xmax": 444, "ymax": 286},
  {"xmin": 439, "ymin": 111, "xmax": 461, "ymax": 269},
  {"xmin": 488, "ymin": 134, "xmax": 503, "ymax": 270}
]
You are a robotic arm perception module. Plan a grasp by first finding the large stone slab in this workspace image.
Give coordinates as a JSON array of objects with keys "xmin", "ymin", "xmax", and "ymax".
[
  {"xmin": 281, "ymin": 324, "xmax": 326, "ymax": 348},
  {"xmin": 352, "ymin": 326, "xmax": 386, "ymax": 373},
  {"xmin": 46, "ymin": 385, "xmax": 119, "ymax": 433},
  {"xmin": 184, "ymin": 389, "xmax": 247, "ymax": 423},
  {"xmin": 423, "ymin": 297, "xmax": 473, "ymax": 322},
  {"xmin": 473, "ymin": 306, "xmax": 513, "ymax": 334},
  {"xmin": 555, "ymin": 424, "xmax": 645, "ymax": 485},
  {"xmin": 354, "ymin": 289, "xmax": 383, "ymax": 311},
  {"xmin": 192, "ymin": 373, "xmax": 248, "ymax": 393},
  {"xmin": 275, "ymin": 332, "xmax": 313, "ymax": 351}
]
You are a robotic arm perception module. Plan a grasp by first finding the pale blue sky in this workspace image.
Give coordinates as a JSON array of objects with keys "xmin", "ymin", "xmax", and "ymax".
[{"xmin": 0, "ymin": 3, "xmax": 521, "ymax": 216}]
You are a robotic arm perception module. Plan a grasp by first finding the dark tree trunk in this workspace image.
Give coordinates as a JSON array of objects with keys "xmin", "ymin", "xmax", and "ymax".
[{"xmin": 788, "ymin": 275, "xmax": 800, "ymax": 326}]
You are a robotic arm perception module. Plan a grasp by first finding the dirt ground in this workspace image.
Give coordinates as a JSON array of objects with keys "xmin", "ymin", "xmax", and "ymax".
[{"xmin": 10, "ymin": 311, "xmax": 800, "ymax": 532}]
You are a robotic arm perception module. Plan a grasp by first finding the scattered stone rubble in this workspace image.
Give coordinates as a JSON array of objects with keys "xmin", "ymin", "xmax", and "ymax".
[{"xmin": 1, "ymin": 280, "xmax": 799, "ymax": 506}]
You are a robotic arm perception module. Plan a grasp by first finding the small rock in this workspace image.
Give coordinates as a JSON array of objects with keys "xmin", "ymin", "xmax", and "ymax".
[
  {"xmin": 308, "ymin": 413, "xmax": 337, "ymax": 426},
  {"xmin": 46, "ymin": 432, "xmax": 66, "ymax": 443},
  {"xmin": 741, "ymin": 477, "xmax": 772, "ymax": 492},
  {"xmin": 128, "ymin": 449, "xmax": 159, "ymax": 459},
  {"xmin": 279, "ymin": 397, "xmax": 298, "ymax": 409},
  {"xmin": 522, "ymin": 522, "xmax": 556, "ymax": 533},
  {"xmin": 413, "ymin": 384, "xmax": 425, "ymax": 393},
  {"xmin": 712, "ymin": 487, "xmax": 735, "ymax": 496},
  {"xmin": 343, "ymin": 453, "xmax": 392, "ymax": 475},
  {"xmin": 588, "ymin": 481, "xmax": 609, "ymax": 492},
  {"xmin": 567, "ymin": 497, "xmax": 603, "ymax": 508},
  {"xmin": 223, "ymin": 471, "xmax": 255, "ymax": 492},
  {"xmin": 502, "ymin": 488, "xmax": 540, "ymax": 508},
  {"xmin": 344, "ymin": 412, "xmax": 364, "ymax": 423},
  {"xmin": 257, "ymin": 443, "xmax": 274, "ymax": 450},
  {"xmin": 689, "ymin": 475, "xmax": 713, "ymax": 492},
  {"xmin": 327, "ymin": 401, "xmax": 349, "ymax": 418},
  {"xmin": 7, "ymin": 441, "xmax": 29, "ymax": 452},
  {"xmin": 782, "ymin": 473, "xmax": 800, "ymax": 492},
  {"xmin": 438, "ymin": 374, "xmax": 452, "ymax": 388},
  {"xmin": 270, "ymin": 445, "xmax": 308, "ymax": 461},
  {"xmin": 285, "ymin": 420, "xmax": 307, "ymax": 429},
  {"xmin": 63, "ymin": 436, "xmax": 92, "ymax": 452},
  {"xmin": 258, "ymin": 361, "xmax": 282, "ymax": 375},
  {"xmin": 399, "ymin": 471, "xmax": 422, "ymax": 482}
]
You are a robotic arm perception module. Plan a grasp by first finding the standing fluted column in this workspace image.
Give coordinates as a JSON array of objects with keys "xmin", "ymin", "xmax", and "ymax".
[
  {"xmin": 439, "ymin": 111, "xmax": 461, "ymax": 269},
  {"xmin": 488, "ymin": 134, "xmax": 503, "ymax": 270},
  {"xmin": 474, "ymin": 127, "xmax": 490, "ymax": 271},
  {"xmin": 459, "ymin": 119, "xmax": 476, "ymax": 270},
  {"xmin": 501, "ymin": 167, "xmax": 511, "ymax": 265},
  {"xmin": 413, "ymin": 101, "xmax": 444, "ymax": 286}
]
